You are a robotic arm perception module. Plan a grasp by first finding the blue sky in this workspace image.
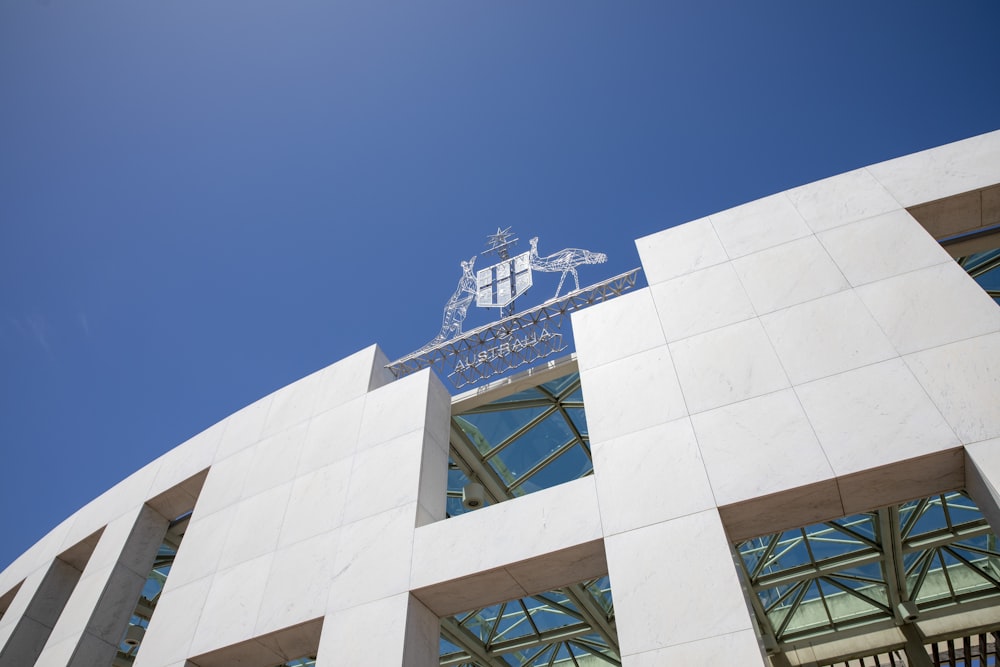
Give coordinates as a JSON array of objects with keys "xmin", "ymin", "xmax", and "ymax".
[{"xmin": 1, "ymin": 1, "xmax": 998, "ymax": 571}]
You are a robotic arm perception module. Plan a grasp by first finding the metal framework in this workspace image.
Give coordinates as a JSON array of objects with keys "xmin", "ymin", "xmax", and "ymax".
[
  {"xmin": 386, "ymin": 269, "xmax": 640, "ymax": 389},
  {"xmin": 440, "ymin": 579, "xmax": 617, "ymax": 667},
  {"xmin": 443, "ymin": 370, "xmax": 619, "ymax": 666},
  {"xmin": 736, "ymin": 492, "xmax": 1000, "ymax": 664},
  {"xmin": 110, "ymin": 242, "xmax": 1000, "ymax": 667},
  {"xmin": 527, "ymin": 237, "xmax": 608, "ymax": 299},
  {"xmin": 827, "ymin": 631, "xmax": 1000, "ymax": 666},
  {"xmin": 958, "ymin": 247, "xmax": 1000, "ymax": 304}
]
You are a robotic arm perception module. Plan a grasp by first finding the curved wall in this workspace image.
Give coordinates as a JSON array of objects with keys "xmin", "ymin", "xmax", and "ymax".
[{"xmin": 1, "ymin": 130, "xmax": 999, "ymax": 667}]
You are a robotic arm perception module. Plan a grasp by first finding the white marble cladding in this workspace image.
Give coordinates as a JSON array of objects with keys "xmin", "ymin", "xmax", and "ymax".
[{"xmin": 2, "ymin": 131, "xmax": 1000, "ymax": 667}]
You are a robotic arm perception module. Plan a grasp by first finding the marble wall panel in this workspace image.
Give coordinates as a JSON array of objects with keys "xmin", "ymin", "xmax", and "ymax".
[
  {"xmin": 215, "ymin": 484, "xmax": 292, "ymax": 572},
  {"xmin": 277, "ymin": 459, "xmax": 352, "ymax": 549},
  {"xmin": 37, "ymin": 506, "xmax": 166, "ymax": 666},
  {"xmin": 867, "ymin": 131, "xmax": 1000, "ymax": 207},
  {"xmin": 295, "ymin": 395, "xmax": 365, "ymax": 475},
  {"xmin": 342, "ymin": 429, "xmax": 426, "ymax": 525},
  {"xmin": 605, "ymin": 510, "xmax": 754, "ymax": 655},
  {"xmin": 37, "ymin": 563, "xmax": 109, "ymax": 650},
  {"xmin": 313, "ymin": 344, "xmax": 392, "ymax": 412},
  {"xmin": 214, "ymin": 395, "xmax": 271, "ymax": 461},
  {"xmin": 964, "ymin": 439, "xmax": 1000, "ymax": 548},
  {"xmin": 80, "ymin": 562, "xmax": 146, "ymax": 647},
  {"xmin": 239, "ymin": 422, "xmax": 307, "ymax": 500},
  {"xmin": 622, "ymin": 628, "xmax": 765, "ymax": 666},
  {"xmin": 317, "ymin": 593, "xmax": 437, "ymax": 667},
  {"xmin": 130, "ymin": 577, "xmax": 213, "ymax": 667},
  {"xmin": 786, "ymin": 167, "xmax": 902, "ymax": 233},
  {"xmin": 837, "ymin": 448, "xmax": 964, "ymax": 515},
  {"xmin": 0, "ymin": 616, "xmax": 49, "ymax": 666},
  {"xmin": 691, "ymin": 389, "xmax": 834, "ymax": 506},
  {"xmin": 0, "ymin": 518, "xmax": 72, "ymax": 601},
  {"xmin": 0, "ymin": 558, "xmax": 81, "ymax": 666},
  {"xmin": 240, "ymin": 422, "xmax": 308, "ymax": 499},
  {"xmin": 857, "ymin": 261, "xmax": 1000, "ymax": 355},
  {"xmin": 817, "ymin": 208, "xmax": 953, "ymax": 286},
  {"xmin": 710, "ymin": 192, "xmax": 811, "ymax": 258},
  {"xmin": 411, "ymin": 568, "xmax": 527, "ymax": 620},
  {"xmin": 188, "ymin": 554, "xmax": 273, "ymax": 658},
  {"xmin": 415, "ymin": 429, "xmax": 449, "ymax": 526},
  {"xmin": 795, "ymin": 359, "xmax": 960, "ymax": 476},
  {"xmin": 56, "ymin": 465, "xmax": 159, "ymax": 556},
  {"xmin": 579, "ymin": 345, "xmax": 686, "ymax": 443},
  {"xmin": 904, "ymin": 333, "xmax": 1000, "ymax": 443},
  {"xmin": 0, "ymin": 569, "xmax": 43, "ymax": 640},
  {"xmin": 634, "ymin": 217, "xmax": 728, "ymax": 284},
  {"xmin": 592, "ymin": 418, "xmax": 715, "ymax": 535},
  {"xmin": 669, "ymin": 319, "xmax": 789, "ymax": 414},
  {"xmin": 649, "ymin": 262, "xmax": 756, "ymax": 342},
  {"xmin": 260, "ymin": 369, "xmax": 322, "ymax": 439},
  {"xmin": 410, "ymin": 477, "xmax": 602, "ymax": 591},
  {"xmin": 255, "ymin": 532, "xmax": 338, "ymax": 637},
  {"xmin": 147, "ymin": 420, "xmax": 224, "ymax": 503},
  {"xmin": 356, "ymin": 371, "xmax": 435, "ymax": 452},
  {"xmin": 325, "ymin": 504, "xmax": 417, "ymax": 614},
  {"xmin": 572, "ymin": 289, "xmax": 666, "ymax": 371},
  {"xmin": 194, "ymin": 445, "xmax": 256, "ymax": 518},
  {"xmin": 68, "ymin": 505, "xmax": 147, "ymax": 583},
  {"xmin": 719, "ymin": 478, "xmax": 845, "ymax": 542},
  {"xmin": 32, "ymin": 632, "xmax": 77, "ymax": 666},
  {"xmin": 731, "ymin": 236, "xmax": 849, "ymax": 315},
  {"xmin": 163, "ymin": 505, "xmax": 235, "ymax": 589},
  {"xmin": 760, "ymin": 289, "xmax": 897, "ymax": 385}
]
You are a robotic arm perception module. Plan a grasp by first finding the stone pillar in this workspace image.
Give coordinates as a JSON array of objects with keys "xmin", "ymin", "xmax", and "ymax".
[
  {"xmin": 313, "ymin": 367, "xmax": 450, "ymax": 667},
  {"xmin": 605, "ymin": 508, "xmax": 766, "ymax": 665},
  {"xmin": 0, "ymin": 558, "xmax": 83, "ymax": 666},
  {"xmin": 965, "ymin": 439, "xmax": 1000, "ymax": 535},
  {"xmin": 34, "ymin": 504, "xmax": 168, "ymax": 666},
  {"xmin": 572, "ymin": 288, "xmax": 767, "ymax": 664}
]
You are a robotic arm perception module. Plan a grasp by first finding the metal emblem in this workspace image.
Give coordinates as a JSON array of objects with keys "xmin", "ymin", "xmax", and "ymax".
[
  {"xmin": 388, "ymin": 227, "xmax": 632, "ymax": 388},
  {"xmin": 476, "ymin": 251, "xmax": 532, "ymax": 308}
]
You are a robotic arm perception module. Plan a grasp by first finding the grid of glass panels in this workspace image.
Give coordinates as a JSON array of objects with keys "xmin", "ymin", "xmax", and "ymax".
[
  {"xmin": 443, "ymin": 370, "xmax": 617, "ymax": 665},
  {"xmin": 959, "ymin": 247, "xmax": 1000, "ymax": 305},
  {"xmin": 448, "ymin": 372, "xmax": 590, "ymax": 516},
  {"xmin": 440, "ymin": 577, "xmax": 618, "ymax": 667},
  {"xmin": 737, "ymin": 492, "xmax": 1000, "ymax": 649}
]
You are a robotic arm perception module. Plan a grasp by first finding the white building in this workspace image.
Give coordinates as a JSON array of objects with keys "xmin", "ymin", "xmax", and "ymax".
[{"xmin": 1, "ymin": 131, "xmax": 999, "ymax": 667}]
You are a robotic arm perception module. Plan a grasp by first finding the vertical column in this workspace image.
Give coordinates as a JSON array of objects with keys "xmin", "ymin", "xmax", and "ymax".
[
  {"xmin": 572, "ymin": 277, "xmax": 766, "ymax": 663},
  {"xmin": 35, "ymin": 504, "xmax": 168, "ymax": 666},
  {"xmin": 0, "ymin": 559, "xmax": 83, "ymax": 666},
  {"xmin": 315, "ymin": 367, "xmax": 450, "ymax": 667},
  {"xmin": 317, "ymin": 594, "xmax": 438, "ymax": 666},
  {"xmin": 605, "ymin": 510, "xmax": 766, "ymax": 665},
  {"xmin": 965, "ymin": 439, "xmax": 1000, "ymax": 535}
]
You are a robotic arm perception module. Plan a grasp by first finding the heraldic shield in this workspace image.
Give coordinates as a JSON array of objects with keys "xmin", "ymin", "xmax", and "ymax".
[{"xmin": 476, "ymin": 251, "xmax": 532, "ymax": 308}]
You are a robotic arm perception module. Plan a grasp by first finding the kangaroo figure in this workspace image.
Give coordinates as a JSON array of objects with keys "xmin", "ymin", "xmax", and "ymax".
[
  {"xmin": 418, "ymin": 256, "xmax": 477, "ymax": 352},
  {"xmin": 529, "ymin": 237, "xmax": 607, "ymax": 298}
]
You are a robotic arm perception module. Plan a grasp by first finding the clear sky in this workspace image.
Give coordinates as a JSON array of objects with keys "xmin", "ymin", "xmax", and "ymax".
[{"xmin": 1, "ymin": 1, "xmax": 998, "ymax": 571}]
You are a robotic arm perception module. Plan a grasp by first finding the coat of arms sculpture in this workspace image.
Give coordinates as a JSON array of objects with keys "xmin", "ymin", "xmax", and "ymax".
[{"xmin": 388, "ymin": 228, "xmax": 638, "ymax": 388}]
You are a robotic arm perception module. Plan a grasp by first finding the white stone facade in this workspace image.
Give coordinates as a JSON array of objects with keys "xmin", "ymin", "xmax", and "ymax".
[{"xmin": 1, "ymin": 131, "xmax": 999, "ymax": 667}]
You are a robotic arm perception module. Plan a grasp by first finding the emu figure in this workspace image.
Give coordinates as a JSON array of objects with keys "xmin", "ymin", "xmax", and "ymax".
[{"xmin": 529, "ymin": 237, "xmax": 607, "ymax": 298}]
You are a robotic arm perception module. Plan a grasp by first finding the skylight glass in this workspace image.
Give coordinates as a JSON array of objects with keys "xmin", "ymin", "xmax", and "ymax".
[
  {"xmin": 448, "ymin": 371, "xmax": 591, "ymax": 516},
  {"xmin": 736, "ymin": 491, "xmax": 1000, "ymax": 650},
  {"xmin": 440, "ymin": 576, "xmax": 618, "ymax": 666},
  {"xmin": 959, "ymin": 247, "xmax": 1000, "ymax": 305}
]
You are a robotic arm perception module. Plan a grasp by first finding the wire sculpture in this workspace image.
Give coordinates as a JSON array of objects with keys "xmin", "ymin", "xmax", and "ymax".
[
  {"xmin": 528, "ymin": 237, "xmax": 608, "ymax": 298},
  {"xmin": 417, "ymin": 256, "xmax": 478, "ymax": 353}
]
